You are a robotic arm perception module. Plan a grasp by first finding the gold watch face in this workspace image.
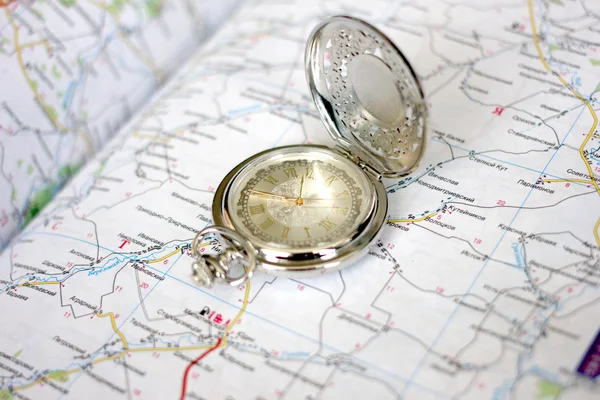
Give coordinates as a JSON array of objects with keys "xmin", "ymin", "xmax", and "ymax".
[{"xmin": 227, "ymin": 147, "xmax": 374, "ymax": 252}]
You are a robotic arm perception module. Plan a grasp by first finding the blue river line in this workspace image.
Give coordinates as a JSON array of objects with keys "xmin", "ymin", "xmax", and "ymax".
[{"xmin": 0, "ymin": 230, "xmax": 452, "ymax": 400}]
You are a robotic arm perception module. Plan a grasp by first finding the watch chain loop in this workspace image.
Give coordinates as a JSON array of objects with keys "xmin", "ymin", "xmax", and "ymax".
[{"xmin": 191, "ymin": 225, "xmax": 257, "ymax": 288}]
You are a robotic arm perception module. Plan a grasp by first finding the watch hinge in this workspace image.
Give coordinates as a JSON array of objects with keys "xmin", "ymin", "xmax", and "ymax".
[
  {"xmin": 341, "ymin": 151, "xmax": 382, "ymax": 182},
  {"xmin": 357, "ymin": 158, "xmax": 382, "ymax": 181},
  {"xmin": 334, "ymin": 145, "xmax": 382, "ymax": 181}
]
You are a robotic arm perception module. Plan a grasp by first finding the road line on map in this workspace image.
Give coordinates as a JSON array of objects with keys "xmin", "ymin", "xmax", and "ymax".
[
  {"xmin": 5, "ymin": 8, "xmax": 59, "ymax": 131},
  {"xmin": 9, "ymin": 242, "xmax": 219, "ymax": 395},
  {"xmin": 179, "ymin": 338, "xmax": 223, "ymax": 400},
  {"xmin": 543, "ymin": 178, "xmax": 593, "ymax": 184},
  {"xmin": 527, "ymin": 0, "xmax": 600, "ymax": 246},
  {"xmin": 18, "ymin": 281, "xmax": 60, "ymax": 287},
  {"xmin": 128, "ymin": 345, "xmax": 214, "ymax": 354},
  {"xmin": 148, "ymin": 248, "xmax": 183, "ymax": 263},
  {"xmin": 223, "ymin": 279, "xmax": 251, "ymax": 339},
  {"xmin": 97, "ymin": 312, "xmax": 129, "ymax": 350},
  {"xmin": 388, "ymin": 211, "xmax": 439, "ymax": 224},
  {"xmin": 88, "ymin": 0, "xmax": 164, "ymax": 82},
  {"xmin": 401, "ymin": 5, "xmax": 593, "ymax": 391},
  {"xmin": 179, "ymin": 278, "xmax": 251, "ymax": 399},
  {"xmin": 147, "ymin": 243, "xmax": 208, "ymax": 264},
  {"xmin": 132, "ymin": 127, "xmax": 188, "ymax": 143},
  {"xmin": 4, "ymin": 8, "xmax": 93, "ymax": 152},
  {"xmin": 12, "ymin": 342, "xmax": 218, "ymax": 393},
  {"xmin": 15, "ymin": 231, "xmax": 444, "ymax": 396},
  {"xmin": 594, "ymin": 218, "xmax": 600, "ymax": 251},
  {"xmin": 19, "ymin": 39, "xmax": 50, "ymax": 51}
]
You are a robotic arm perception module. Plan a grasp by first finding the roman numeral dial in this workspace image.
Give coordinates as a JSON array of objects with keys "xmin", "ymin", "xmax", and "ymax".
[
  {"xmin": 318, "ymin": 218, "xmax": 336, "ymax": 231},
  {"xmin": 231, "ymin": 150, "xmax": 371, "ymax": 250},
  {"xmin": 249, "ymin": 204, "xmax": 265, "ymax": 215}
]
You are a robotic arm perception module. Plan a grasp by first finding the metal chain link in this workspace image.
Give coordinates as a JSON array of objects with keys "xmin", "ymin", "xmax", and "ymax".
[{"xmin": 191, "ymin": 226, "xmax": 257, "ymax": 288}]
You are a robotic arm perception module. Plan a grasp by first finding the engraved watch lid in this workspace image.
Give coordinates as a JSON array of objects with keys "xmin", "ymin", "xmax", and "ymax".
[{"xmin": 305, "ymin": 15, "xmax": 427, "ymax": 178}]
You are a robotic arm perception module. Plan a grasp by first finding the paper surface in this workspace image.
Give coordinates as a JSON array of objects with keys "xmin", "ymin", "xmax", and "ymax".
[
  {"xmin": 1, "ymin": 0, "xmax": 600, "ymax": 398},
  {"xmin": 0, "ymin": 0, "xmax": 240, "ymax": 249}
]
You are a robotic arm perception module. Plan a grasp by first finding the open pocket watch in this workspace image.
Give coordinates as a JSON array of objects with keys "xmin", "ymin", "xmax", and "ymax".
[{"xmin": 190, "ymin": 15, "xmax": 427, "ymax": 287}]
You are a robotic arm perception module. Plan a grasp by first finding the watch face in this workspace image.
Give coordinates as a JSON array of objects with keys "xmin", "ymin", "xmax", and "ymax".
[{"xmin": 226, "ymin": 147, "xmax": 375, "ymax": 252}]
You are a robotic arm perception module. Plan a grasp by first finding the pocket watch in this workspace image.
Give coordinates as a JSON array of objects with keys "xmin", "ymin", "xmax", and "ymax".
[{"xmin": 190, "ymin": 15, "xmax": 427, "ymax": 287}]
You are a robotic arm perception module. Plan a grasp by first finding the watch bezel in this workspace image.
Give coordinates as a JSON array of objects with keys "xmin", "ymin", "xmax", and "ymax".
[{"xmin": 212, "ymin": 144, "xmax": 388, "ymax": 277}]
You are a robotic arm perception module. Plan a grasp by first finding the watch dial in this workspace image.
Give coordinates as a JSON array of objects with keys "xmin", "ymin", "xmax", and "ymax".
[{"xmin": 227, "ymin": 147, "xmax": 374, "ymax": 251}]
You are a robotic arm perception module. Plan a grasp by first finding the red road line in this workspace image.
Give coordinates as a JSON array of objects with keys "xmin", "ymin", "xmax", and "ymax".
[{"xmin": 179, "ymin": 337, "xmax": 223, "ymax": 400}]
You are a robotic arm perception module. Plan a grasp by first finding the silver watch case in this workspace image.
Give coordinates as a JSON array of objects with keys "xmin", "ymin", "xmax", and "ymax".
[
  {"xmin": 212, "ymin": 144, "xmax": 388, "ymax": 277},
  {"xmin": 211, "ymin": 15, "xmax": 426, "ymax": 277},
  {"xmin": 305, "ymin": 15, "xmax": 427, "ymax": 178}
]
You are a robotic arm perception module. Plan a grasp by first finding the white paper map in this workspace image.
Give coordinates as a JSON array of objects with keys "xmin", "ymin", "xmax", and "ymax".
[
  {"xmin": 0, "ymin": 0, "xmax": 239, "ymax": 249},
  {"xmin": 1, "ymin": 0, "xmax": 600, "ymax": 399}
]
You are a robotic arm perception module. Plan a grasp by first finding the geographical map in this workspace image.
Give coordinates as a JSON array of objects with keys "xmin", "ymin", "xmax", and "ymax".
[
  {"xmin": 1, "ymin": 0, "xmax": 600, "ymax": 399},
  {"xmin": 0, "ymin": 0, "xmax": 239, "ymax": 249}
]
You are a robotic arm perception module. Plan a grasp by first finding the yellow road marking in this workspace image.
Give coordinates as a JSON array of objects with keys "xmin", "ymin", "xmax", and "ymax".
[
  {"xmin": 89, "ymin": 0, "xmax": 164, "ymax": 82},
  {"xmin": 5, "ymin": 8, "xmax": 93, "ymax": 153},
  {"xmin": 19, "ymin": 282, "xmax": 60, "ymax": 287},
  {"xmin": 543, "ymin": 178, "xmax": 593, "ymax": 184},
  {"xmin": 147, "ymin": 243, "xmax": 208, "ymax": 264},
  {"xmin": 528, "ymin": 0, "xmax": 600, "ymax": 247},
  {"xmin": 13, "ymin": 246, "xmax": 250, "ymax": 393},
  {"xmin": 388, "ymin": 211, "xmax": 439, "ymax": 224},
  {"xmin": 13, "ymin": 341, "xmax": 216, "ymax": 392},
  {"xmin": 97, "ymin": 312, "xmax": 129, "ymax": 350},
  {"xmin": 223, "ymin": 279, "xmax": 251, "ymax": 344},
  {"xmin": 19, "ymin": 39, "xmax": 50, "ymax": 50},
  {"xmin": 148, "ymin": 248, "xmax": 181, "ymax": 264},
  {"xmin": 132, "ymin": 126, "xmax": 188, "ymax": 143},
  {"xmin": 595, "ymin": 218, "xmax": 600, "ymax": 253}
]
